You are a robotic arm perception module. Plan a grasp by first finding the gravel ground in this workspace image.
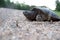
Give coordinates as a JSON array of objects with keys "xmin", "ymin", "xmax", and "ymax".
[{"xmin": 0, "ymin": 8, "xmax": 60, "ymax": 40}]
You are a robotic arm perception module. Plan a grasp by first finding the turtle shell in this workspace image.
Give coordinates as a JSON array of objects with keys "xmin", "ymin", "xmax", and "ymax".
[{"xmin": 32, "ymin": 7, "xmax": 60, "ymax": 21}]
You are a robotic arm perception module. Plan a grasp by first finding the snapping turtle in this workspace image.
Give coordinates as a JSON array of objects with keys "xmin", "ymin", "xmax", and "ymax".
[{"xmin": 23, "ymin": 7, "xmax": 60, "ymax": 21}]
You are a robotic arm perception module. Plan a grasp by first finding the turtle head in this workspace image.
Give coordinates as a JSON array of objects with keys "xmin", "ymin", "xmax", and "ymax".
[{"xmin": 23, "ymin": 10, "xmax": 36, "ymax": 20}]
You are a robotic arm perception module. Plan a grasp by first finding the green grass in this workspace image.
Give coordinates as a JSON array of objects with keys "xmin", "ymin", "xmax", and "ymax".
[{"xmin": 54, "ymin": 11, "xmax": 60, "ymax": 16}]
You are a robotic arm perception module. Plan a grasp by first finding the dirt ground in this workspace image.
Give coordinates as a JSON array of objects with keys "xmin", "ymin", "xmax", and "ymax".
[{"xmin": 0, "ymin": 8, "xmax": 60, "ymax": 40}]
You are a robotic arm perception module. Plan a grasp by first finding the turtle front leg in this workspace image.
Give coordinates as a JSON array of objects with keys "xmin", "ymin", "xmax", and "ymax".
[{"xmin": 36, "ymin": 14, "xmax": 44, "ymax": 21}]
